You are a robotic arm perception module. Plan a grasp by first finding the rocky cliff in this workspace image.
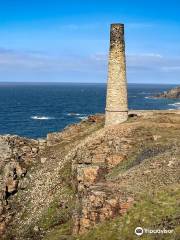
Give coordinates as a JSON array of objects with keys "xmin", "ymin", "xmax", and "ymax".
[
  {"xmin": 153, "ymin": 86, "xmax": 180, "ymax": 99},
  {"xmin": 0, "ymin": 111, "xmax": 179, "ymax": 240}
]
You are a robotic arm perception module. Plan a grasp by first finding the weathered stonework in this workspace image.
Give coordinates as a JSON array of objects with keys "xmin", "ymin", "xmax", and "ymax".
[
  {"xmin": 71, "ymin": 125, "xmax": 136, "ymax": 234},
  {"xmin": 105, "ymin": 23, "xmax": 128, "ymax": 126}
]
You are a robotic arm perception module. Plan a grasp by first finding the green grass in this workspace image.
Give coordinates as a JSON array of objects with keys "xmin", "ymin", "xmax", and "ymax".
[
  {"xmin": 39, "ymin": 186, "xmax": 75, "ymax": 230},
  {"xmin": 77, "ymin": 185, "xmax": 180, "ymax": 240},
  {"xmin": 106, "ymin": 123, "xmax": 177, "ymax": 181},
  {"xmin": 106, "ymin": 143, "xmax": 165, "ymax": 180},
  {"xmin": 43, "ymin": 222, "xmax": 74, "ymax": 240}
]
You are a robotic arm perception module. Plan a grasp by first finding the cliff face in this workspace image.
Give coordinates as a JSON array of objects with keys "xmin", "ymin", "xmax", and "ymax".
[
  {"xmin": 153, "ymin": 86, "xmax": 180, "ymax": 99},
  {"xmin": 0, "ymin": 111, "xmax": 179, "ymax": 240},
  {"xmin": 0, "ymin": 135, "xmax": 40, "ymax": 235}
]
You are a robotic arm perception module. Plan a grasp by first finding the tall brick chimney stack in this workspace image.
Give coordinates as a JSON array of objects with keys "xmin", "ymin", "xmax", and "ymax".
[{"xmin": 105, "ymin": 24, "xmax": 128, "ymax": 126}]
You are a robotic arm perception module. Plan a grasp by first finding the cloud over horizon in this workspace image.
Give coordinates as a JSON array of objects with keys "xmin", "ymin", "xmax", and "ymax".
[
  {"xmin": 0, "ymin": 48, "xmax": 180, "ymax": 82},
  {"xmin": 0, "ymin": 47, "xmax": 179, "ymax": 80}
]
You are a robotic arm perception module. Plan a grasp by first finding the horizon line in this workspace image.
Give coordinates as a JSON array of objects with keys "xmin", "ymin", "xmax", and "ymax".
[{"xmin": 0, "ymin": 82, "xmax": 179, "ymax": 85}]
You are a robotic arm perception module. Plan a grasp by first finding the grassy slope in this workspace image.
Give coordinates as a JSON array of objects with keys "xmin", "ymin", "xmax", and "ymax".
[
  {"xmin": 77, "ymin": 113, "xmax": 180, "ymax": 240},
  {"xmin": 77, "ymin": 185, "xmax": 180, "ymax": 240}
]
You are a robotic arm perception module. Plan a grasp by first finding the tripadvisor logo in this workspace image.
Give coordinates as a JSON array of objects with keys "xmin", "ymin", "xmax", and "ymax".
[
  {"xmin": 135, "ymin": 227, "xmax": 143, "ymax": 236},
  {"xmin": 135, "ymin": 227, "xmax": 174, "ymax": 236}
]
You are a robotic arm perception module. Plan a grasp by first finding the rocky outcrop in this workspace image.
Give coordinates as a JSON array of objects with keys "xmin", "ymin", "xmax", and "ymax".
[
  {"xmin": 0, "ymin": 135, "xmax": 41, "ymax": 235},
  {"xmin": 87, "ymin": 115, "xmax": 104, "ymax": 123},
  {"xmin": 47, "ymin": 114, "xmax": 104, "ymax": 146},
  {"xmin": 70, "ymin": 124, "xmax": 156, "ymax": 234},
  {"xmin": 153, "ymin": 86, "xmax": 180, "ymax": 99}
]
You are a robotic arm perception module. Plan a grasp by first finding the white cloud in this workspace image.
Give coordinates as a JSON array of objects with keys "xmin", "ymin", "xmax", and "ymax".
[
  {"xmin": 0, "ymin": 47, "xmax": 180, "ymax": 76},
  {"xmin": 91, "ymin": 52, "xmax": 180, "ymax": 75},
  {"xmin": 133, "ymin": 53, "xmax": 163, "ymax": 58},
  {"xmin": 90, "ymin": 53, "xmax": 107, "ymax": 61},
  {"xmin": 161, "ymin": 66, "xmax": 180, "ymax": 72},
  {"xmin": 0, "ymin": 48, "xmax": 105, "ymax": 73}
]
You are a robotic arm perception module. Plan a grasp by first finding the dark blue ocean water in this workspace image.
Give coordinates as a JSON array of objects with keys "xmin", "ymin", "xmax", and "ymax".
[{"xmin": 0, "ymin": 83, "xmax": 179, "ymax": 139}]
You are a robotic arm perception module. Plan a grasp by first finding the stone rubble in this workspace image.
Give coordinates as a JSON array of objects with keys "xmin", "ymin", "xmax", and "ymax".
[{"xmin": 0, "ymin": 135, "xmax": 42, "ymax": 235}]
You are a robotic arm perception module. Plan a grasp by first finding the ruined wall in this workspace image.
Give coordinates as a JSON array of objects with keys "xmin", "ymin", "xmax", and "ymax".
[
  {"xmin": 71, "ymin": 125, "xmax": 135, "ymax": 234},
  {"xmin": 105, "ymin": 24, "xmax": 128, "ymax": 126}
]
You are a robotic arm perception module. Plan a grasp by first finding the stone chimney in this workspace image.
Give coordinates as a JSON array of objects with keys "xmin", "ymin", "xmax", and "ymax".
[{"xmin": 105, "ymin": 23, "xmax": 128, "ymax": 126}]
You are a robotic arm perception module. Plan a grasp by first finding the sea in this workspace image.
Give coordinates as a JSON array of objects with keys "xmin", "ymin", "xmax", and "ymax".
[{"xmin": 0, "ymin": 83, "xmax": 179, "ymax": 139}]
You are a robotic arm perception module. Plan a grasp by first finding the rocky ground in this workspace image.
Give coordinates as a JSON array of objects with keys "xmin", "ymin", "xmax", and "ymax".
[{"xmin": 0, "ymin": 111, "xmax": 179, "ymax": 240}]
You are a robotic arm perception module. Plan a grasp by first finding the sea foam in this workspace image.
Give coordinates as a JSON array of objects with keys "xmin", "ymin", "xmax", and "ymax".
[
  {"xmin": 31, "ymin": 116, "xmax": 55, "ymax": 120},
  {"xmin": 168, "ymin": 102, "xmax": 180, "ymax": 106},
  {"xmin": 168, "ymin": 102, "xmax": 180, "ymax": 109},
  {"xmin": 67, "ymin": 113, "xmax": 81, "ymax": 116},
  {"xmin": 77, "ymin": 116, "xmax": 88, "ymax": 120},
  {"xmin": 66, "ymin": 113, "xmax": 88, "ymax": 120}
]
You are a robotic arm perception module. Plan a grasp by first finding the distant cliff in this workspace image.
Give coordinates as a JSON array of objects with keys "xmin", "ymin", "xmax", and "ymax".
[
  {"xmin": 153, "ymin": 86, "xmax": 180, "ymax": 99},
  {"xmin": 0, "ymin": 111, "xmax": 179, "ymax": 240}
]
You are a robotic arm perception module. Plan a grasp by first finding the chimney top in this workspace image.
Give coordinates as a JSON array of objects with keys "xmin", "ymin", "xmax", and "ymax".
[{"xmin": 111, "ymin": 23, "xmax": 124, "ymax": 27}]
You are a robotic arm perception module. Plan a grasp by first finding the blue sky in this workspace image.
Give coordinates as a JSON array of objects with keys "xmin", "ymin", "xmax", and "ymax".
[{"xmin": 0, "ymin": 0, "xmax": 180, "ymax": 83}]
